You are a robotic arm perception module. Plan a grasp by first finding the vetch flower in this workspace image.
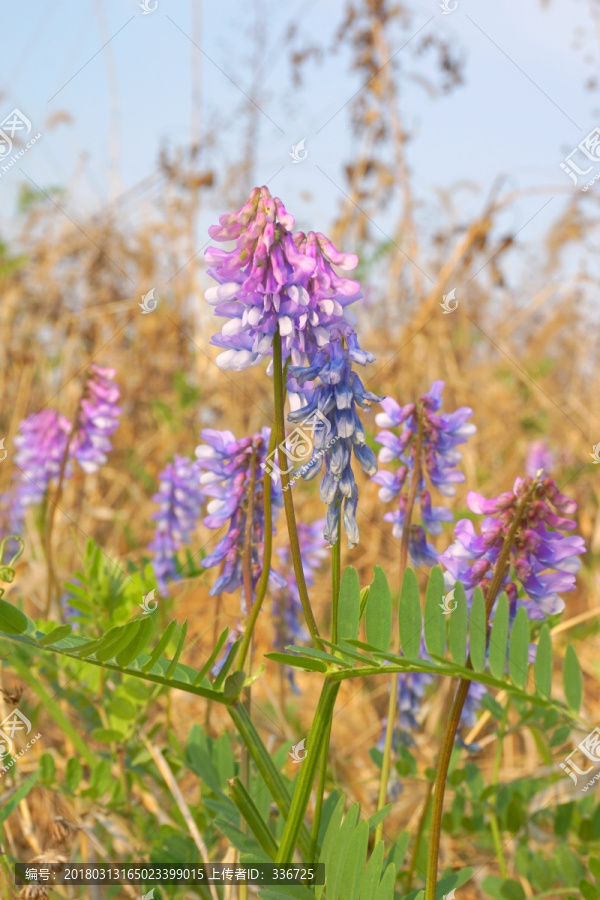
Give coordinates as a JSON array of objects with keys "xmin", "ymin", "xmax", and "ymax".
[
  {"xmin": 525, "ymin": 439, "xmax": 554, "ymax": 477},
  {"xmin": 70, "ymin": 364, "xmax": 121, "ymax": 474},
  {"xmin": 372, "ymin": 381, "xmax": 475, "ymax": 566},
  {"xmin": 6, "ymin": 365, "xmax": 121, "ymax": 535},
  {"xmin": 149, "ymin": 455, "xmax": 204, "ymax": 593},
  {"xmin": 287, "ymin": 327, "xmax": 382, "ymax": 547},
  {"xmin": 205, "ymin": 186, "xmax": 362, "ymax": 371},
  {"xmin": 12, "ymin": 410, "xmax": 71, "ymax": 516},
  {"xmin": 196, "ymin": 427, "xmax": 284, "ymax": 603},
  {"xmin": 439, "ymin": 475, "xmax": 585, "ymax": 619}
]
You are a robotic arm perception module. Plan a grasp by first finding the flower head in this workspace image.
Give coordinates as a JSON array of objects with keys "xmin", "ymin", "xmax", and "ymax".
[
  {"xmin": 71, "ymin": 364, "xmax": 121, "ymax": 474},
  {"xmin": 439, "ymin": 475, "xmax": 585, "ymax": 618},
  {"xmin": 149, "ymin": 455, "xmax": 204, "ymax": 593},
  {"xmin": 196, "ymin": 427, "xmax": 284, "ymax": 601},
  {"xmin": 287, "ymin": 327, "xmax": 382, "ymax": 547},
  {"xmin": 205, "ymin": 186, "xmax": 361, "ymax": 370},
  {"xmin": 6, "ymin": 365, "xmax": 121, "ymax": 535},
  {"xmin": 525, "ymin": 439, "xmax": 554, "ymax": 477},
  {"xmin": 372, "ymin": 381, "xmax": 475, "ymax": 566}
]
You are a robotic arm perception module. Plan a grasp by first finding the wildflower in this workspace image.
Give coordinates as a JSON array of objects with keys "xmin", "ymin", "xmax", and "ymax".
[
  {"xmin": 205, "ymin": 186, "xmax": 361, "ymax": 370},
  {"xmin": 287, "ymin": 328, "xmax": 381, "ymax": 547},
  {"xmin": 12, "ymin": 410, "xmax": 71, "ymax": 515},
  {"xmin": 5, "ymin": 365, "xmax": 121, "ymax": 535},
  {"xmin": 372, "ymin": 381, "xmax": 475, "ymax": 566},
  {"xmin": 149, "ymin": 455, "xmax": 204, "ymax": 593},
  {"xmin": 70, "ymin": 364, "xmax": 121, "ymax": 474},
  {"xmin": 525, "ymin": 439, "xmax": 554, "ymax": 477},
  {"xmin": 196, "ymin": 427, "xmax": 284, "ymax": 602},
  {"xmin": 439, "ymin": 476, "xmax": 585, "ymax": 618}
]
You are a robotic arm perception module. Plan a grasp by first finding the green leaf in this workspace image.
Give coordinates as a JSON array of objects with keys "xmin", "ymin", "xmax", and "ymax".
[
  {"xmin": 361, "ymin": 840, "xmax": 384, "ymax": 900},
  {"xmin": 38, "ymin": 624, "xmax": 72, "ymax": 646},
  {"xmin": 327, "ymin": 802, "xmax": 360, "ymax": 900},
  {"xmin": 365, "ymin": 803, "xmax": 393, "ymax": 833},
  {"xmin": 0, "ymin": 774, "xmax": 37, "ymax": 822},
  {"xmin": 424, "ymin": 566, "xmax": 445, "ymax": 659},
  {"xmin": 165, "ymin": 618, "xmax": 189, "ymax": 679},
  {"xmin": 339, "ymin": 818, "xmax": 368, "ymax": 900},
  {"xmin": 65, "ymin": 757, "xmax": 83, "ymax": 791},
  {"xmin": 365, "ymin": 567, "xmax": 391, "ymax": 653},
  {"xmin": 265, "ymin": 652, "xmax": 328, "ymax": 673},
  {"xmin": 469, "ymin": 586, "xmax": 487, "ymax": 672},
  {"xmin": 489, "ymin": 593, "xmax": 509, "ymax": 680},
  {"xmin": 448, "ymin": 581, "xmax": 468, "ymax": 666},
  {"xmin": 115, "ymin": 616, "xmax": 154, "ymax": 667},
  {"xmin": 338, "ymin": 567, "xmax": 361, "ymax": 643},
  {"xmin": 224, "ymin": 670, "xmax": 246, "ymax": 699},
  {"xmin": 315, "ymin": 794, "xmax": 345, "ymax": 900},
  {"xmin": 534, "ymin": 623, "xmax": 552, "ymax": 698},
  {"xmin": 38, "ymin": 752, "xmax": 55, "ymax": 783},
  {"xmin": 564, "ymin": 644, "xmax": 583, "ymax": 712},
  {"xmin": 91, "ymin": 728, "xmax": 125, "ymax": 743},
  {"xmin": 141, "ymin": 619, "xmax": 179, "ymax": 672},
  {"xmin": 398, "ymin": 568, "xmax": 421, "ymax": 658},
  {"xmin": 193, "ymin": 627, "xmax": 229, "ymax": 685},
  {"xmin": 0, "ymin": 599, "xmax": 28, "ymax": 635},
  {"xmin": 509, "ymin": 607, "xmax": 530, "ymax": 690},
  {"xmin": 376, "ymin": 862, "xmax": 396, "ymax": 899}
]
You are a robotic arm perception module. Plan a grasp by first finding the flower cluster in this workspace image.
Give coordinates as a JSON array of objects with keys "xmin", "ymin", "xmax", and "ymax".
[
  {"xmin": 440, "ymin": 476, "xmax": 585, "ymax": 618},
  {"xmin": 70, "ymin": 364, "xmax": 122, "ymax": 473},
  {"xmin": 525, "ymin": 439, "xmax": 554, "ymax": 477},
  {"xmin": 287, "ymin": 328, "xmax": 381, "ymax": 547},
  {"xmin": 195, "ymin": 427, "xmax": 284, "ymax": 602},
  {"xmin": 205, "ymin": 186, "xmax": 361, "ymax": 371},
  {"xmin": 149, "ymin": 455, "xmax": 204, "ymax": 593},
  {"xmin": 372, "ymin": 381, "xmax": 475, "ymax": 566},
  {"xmin": 7, "ymin": 365, "xmax": 121, "ymax": 534}
]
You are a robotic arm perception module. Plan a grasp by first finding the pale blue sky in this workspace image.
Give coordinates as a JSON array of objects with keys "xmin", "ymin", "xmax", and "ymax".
[{"xmin": 0, "ymin": 0, "xmax": 597, "ymax": 254}]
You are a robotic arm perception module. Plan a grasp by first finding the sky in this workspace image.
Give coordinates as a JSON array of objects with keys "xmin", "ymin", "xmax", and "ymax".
[{"xmin": 0, "ymin": 0, "xmax": 598, "ymax": 253}]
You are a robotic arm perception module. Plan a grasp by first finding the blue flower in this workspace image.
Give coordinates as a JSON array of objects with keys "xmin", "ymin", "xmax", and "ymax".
[
  {"xmin": 149, "ymin": 455, "xmax": 204, "ymax": 593},
  {"xmin": 439, "ymin": 476, "xmax": 585, "ymax": 618},
  {"xmin": 195, "ymin": 427, "xmax": 285, "ymax": 603},
  {"xmin": 287, "ymin": 327, "xmax": 382, "ymax": 547},
  {"xmin": 372, "ymin": 381, "xmax": 475, "ymax": 565}
]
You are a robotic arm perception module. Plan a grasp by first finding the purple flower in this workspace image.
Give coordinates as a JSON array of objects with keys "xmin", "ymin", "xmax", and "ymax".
[
  {"xmin": 149, "ymin": 455, "xmax": 204, "ymax": 593},
  {"xmin": 439, "ymin": 476, "xmax": 586, "ymax": 618},
  {"xmin": 4, "ymin": 365, "xmax": 121, "ymax": 536},
  {"xmin": 525, "ymin": 440, "xmax": 554, "ymax": 477},
  {"xmin": 372, "ymin": 381, "xmax": 475, "ymax": 566},
  {"xmin": 196, "ymin": 427, "xmax": 285, "ymax": 603},
  {"xmin": 205, "ymin": 186, "xmax": 362, "ymax": 370},
  {"xmin": 70, "ymin": 364, "xmax": 121, "ymax": 474},
  {"xmin": 12, "ymin": 410, "xmax": 71, "ymax": 517},
  {"xmin": 287, "ymin": 327, "xmax": 382, "ymax": 548}
]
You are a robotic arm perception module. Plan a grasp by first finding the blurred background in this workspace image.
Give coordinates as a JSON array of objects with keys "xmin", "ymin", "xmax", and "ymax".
[{"xmin": 1, "ymin": 0, "xmax": 600, "ymax": 895}]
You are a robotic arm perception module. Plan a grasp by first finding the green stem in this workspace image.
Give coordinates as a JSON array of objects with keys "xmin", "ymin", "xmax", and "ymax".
[
  {"xmin": 310, "ymin": 520, "xmax": 341, "ymax": 860},
  {"xmin": 489, "ymin": 698, "xmax": 510, "ymax": 878},
  {"xmin": 405, "ymin": 778, "xmax": 434, "ymax": 891},
  {"xmin": 237, "ymin": 428, "xmax": 277, "ymax": 671},
  {"xmin": 272, "ymin": 329, "xmax": 322, "ymax": 650},
  {"xmin": 276, "ymin": 679, "xmax": 340, "ymax": 862},
  {"xmin": 375, "ymin": 409, "xmax": 424, "ymax": 843},
  {"xmin": 227, "ymin": 701, "xmax": 313, "ymax": 859},
  {"xmin": 425, "ymin": 481, "xmax": 540, "ymax": 900},
  {"xmin": 239, "ymin": 450, "xmax": 258, "ymax": 900}
]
